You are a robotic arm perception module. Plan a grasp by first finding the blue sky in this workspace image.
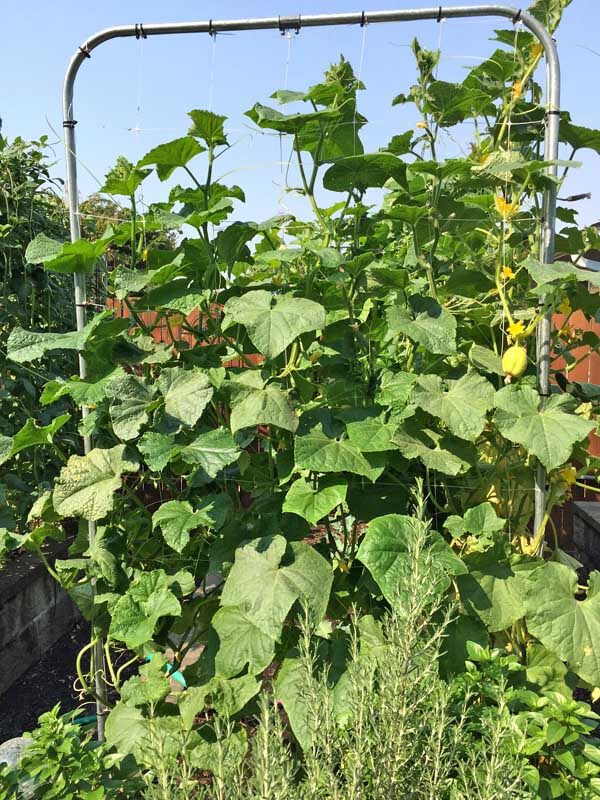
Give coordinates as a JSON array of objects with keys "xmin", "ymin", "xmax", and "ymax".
[{"xmin": 2, "ymin": 0, "xmax": 600, "ymax": 226}]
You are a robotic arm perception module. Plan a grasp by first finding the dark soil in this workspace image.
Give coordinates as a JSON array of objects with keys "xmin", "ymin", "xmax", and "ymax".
[{"xmin": 0, "ymin": 621, "xmax": 90, "ymax": 741}]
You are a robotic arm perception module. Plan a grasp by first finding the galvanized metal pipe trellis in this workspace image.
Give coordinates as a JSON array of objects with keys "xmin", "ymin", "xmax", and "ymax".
[{"xmin": 62, "ymin": 4, "xmax": 561, "ymax": 740}]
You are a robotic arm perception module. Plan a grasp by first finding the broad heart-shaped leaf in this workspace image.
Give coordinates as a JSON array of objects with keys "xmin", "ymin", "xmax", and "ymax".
[
  {"xmin": 524, "ymin": 564, "xmax": 600, "ymax": 686},
  {"xmin": 100, "ymin": 156, "xmax": 151, "ymax": 196},
  {"xmin": 105, "ymin": 703, "xmax": 150, "ymax": 758},
  {"xmin": 413, "ymin": 372, "xmax": 495, "ymax": 442},
  {"xmin": 323, "ymin": 153, "xmax": 407, "ymax": 193},
  {"xmin": 138, "ymin": 136, "xmax": 205, "ymax": 181},
  {"xmin": 223, "ymin": 290, "xmax": 325, "ymax": 360},
  {"xmin": 188, "ymin": 109, "xmax": 228, "ymax": 147},
  {"xmin": 138, "ymin": 431, "xmax": 182, "ymax": 472},
  {"xmin": 386, "ymin": 295, "xmax": 457, "ymax": 355},
  {"xmin": 180, "ymin": 428, "xmax": 240, "ymax": 478},
  {"xmin": 294, "ymin": 425, "xmax": 385, "ymax": 481},
  {"xmin": 229, "ymin": 375, "xmax": 298, "ymax": 434},
  {"xmin": 53, "ymin": 445, "xmax": 139, "ymax": 521},
  {"xmin": 212, "ymin": 535, "xmax": 333, "ymax": 677},
  {"xmin": 356, "ymin": 514, "xmax": 465, "ymax": 605},
  {"xmin": 0, "ymin": 413, "xmax": 70, "ymax": 465},
  {"xmin": 7, "ymin": 311, "xmax": 109, "ymax": 363},
  {"xmin": 560, "ymin": 118, "xmax": 600, "ymax": 155},
  {"xmin": 105, "ymin": 373, "xmax": 155, "ymax": 441},
  {"xmin": 457, "ymin": 550, "xmax": 537, "ymax": 632},
  {"xmin": 392, "ymin": 422, "xmax": 475, "ymax": 476},
  {"xmin": 282, "ymin": 476, "xmax": 347, "ymax": 526},
  {"xmin": 494, "ymin": 384, "xmax": 595, "ymax": 471},
  {"xmin": 110, "ymin": 569, "xmax": 181, "ymax": 649},
  {"xmin": 153, "ymin": 500, "xmax": 206, "ymax": 552},
  {"xmin": 157, "ymin": 368, "xmax": 213, "ymax": 428},
  {"xmin": 345, "ymin": 418, "xmax": 397, "ymax": 452},
  {"xmin": 445, "ymin": 502, "xmax": 505, "ymax": 541}
]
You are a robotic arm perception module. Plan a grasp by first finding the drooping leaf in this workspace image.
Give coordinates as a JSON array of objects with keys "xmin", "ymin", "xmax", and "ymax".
[
  {"xmin": 157, "ymin": 368, "xmax": 213, "ymax": 428},
  {"xmin": 0, "ymin": 414, "xmax": 70, "ymax": 465},
  {"xmin": 25, "ymin": 233, "xmax": 63, "ymax": 264},
  {"xmin": 7, "ymin": 311, "xmax": 110, "ymax": 363},
  {"xmin": 387, "ymin": 296, "xmax": 457, "ymax": 355},
  {"xmin": 53, "ymin": 444, "xmax": 139, "ymax": 521},
  {"xmin": 245, "ymin": 102, "xmax": 339, "ymax": 135},
  {"xmin": 223, "ymin": 290, "xmax": 326, "ymax": 360},
  {"xmin": 413, "ymin": 372, "xmax": 495, "ymax": 441},
  {"xmin": 393, "ymin": 421, "xmax": 475, "ymax": 475},
  {"xmin": 323, "ymin": 153, "xmax": 407, "ymax": 192},
  {"xmin": 494, "ymin": 384, "xmax": 595, "ymax": 471},
  {"xmin": 212, "ymin": 535, "xmax": 332, "ymax": 677},
  {"xmin": 282, "ymin": 476, "xmax": 347, "ymax": 526},
  {"xmin": 295, "ymin": 425, "xmax": 384, "ymax": 480}
]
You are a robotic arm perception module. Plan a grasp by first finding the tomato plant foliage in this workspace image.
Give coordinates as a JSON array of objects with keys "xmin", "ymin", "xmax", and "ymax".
[{"xmin": 6, "ymin": 0, "xmax": 600, "ymax": 778}]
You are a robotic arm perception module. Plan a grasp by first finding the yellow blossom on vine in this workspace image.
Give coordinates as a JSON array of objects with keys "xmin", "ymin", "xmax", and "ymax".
[
  {"xmin": 559, "ymin": 323, "xmax": 574, "ymax": 341},
  {"xmin": 501, "ymin": 265, "xmax": 516, "ymax": 280},
  {"xmin": 531, "ymin": 42, "xmax": 544, "ymax": 59},
  {"xmin": 416, "ymin": 120, "xmax": 427, "ymax": 130},
  {"xmin": 511, "ymin": 80, "xmax": 524, "ymax": 99},
  {"xmin": 142, "ymin": 247, "xmax": 149, "ymax": 261},
  {"xmin": 559, "ymin": 465, "xmax": 577, "ymax": 487},
  {"xmin": 494, "ymin": 194, "xmax": 520, "ymax": 220},
  {"xmin": 508, "ymin": 320, "xmax": 525, "ymax": 339},
  {"xmin": 557, "ymin": 298, "xmax": 571, "ymax": 315}
]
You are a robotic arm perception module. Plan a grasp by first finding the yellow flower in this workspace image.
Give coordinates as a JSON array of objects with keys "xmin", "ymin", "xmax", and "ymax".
[
  {"xmin": 501, "ymin": 265, "xmax": 516, "ymax": 280},
  {"xmin": 494, "ymin": 194, "xmax": 520, "ymax": 220},
  {"xmin": 557, "ymin": 298, "xmax": 571, "ymax": 315},
  {"xmin": 559, "ymin": 466, "xmax": 577, "ymax": 487},
  {"xmin": 142, "ymin": 247, "xmax": 149, "ymax": 261},
  {"xmin": 511, "ymin": 80, "xmax": 523, "ymax": 99},
  {"xmin": 559, "ymin": 323, "xmax": 574, "ymax": 341},
  {"xmin": 508, "ymin": 320, "xmax": 525, "ymax": 339},
  {"xmin": 416, "ymin": 121, "xmax": 428, "ymax": 130},
  {"xmin": 531, "ymin": 42, "xmax": 544, "ymax": 60}
]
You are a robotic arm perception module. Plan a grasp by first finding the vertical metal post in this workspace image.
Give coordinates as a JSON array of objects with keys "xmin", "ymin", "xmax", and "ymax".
[{"xmin": 62, "ymin": 6, "xmax": 560, "ymax": 739}]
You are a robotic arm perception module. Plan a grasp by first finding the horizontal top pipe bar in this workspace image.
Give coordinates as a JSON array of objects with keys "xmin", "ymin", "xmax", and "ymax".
[{"xmin": 64, "ymin": 5, "xmax": 559, "ymax": 119}]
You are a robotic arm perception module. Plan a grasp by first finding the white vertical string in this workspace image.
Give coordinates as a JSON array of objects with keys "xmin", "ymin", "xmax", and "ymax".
[{"xmin": 208, "ymin": 33, "xmax": 218, "ymax": 112}]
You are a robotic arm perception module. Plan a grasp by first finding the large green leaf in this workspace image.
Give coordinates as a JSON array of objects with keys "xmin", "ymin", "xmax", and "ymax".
[
  {"xmin": 295, "ymin": 425, "xmax": 384, "ymax": 480},
  {"xmin": 345, "ymin": 418, "xmax": 397, "ymax": 452},
  {"xmin": 223, "ymin": 290, "xmax": 325, "ymax": 360},
  {"xmin": 387, "ymin": 296, "xmax": 457, "ymax": 355},
  {"xmin": 157, "ymin": 368, "xmax": 213, "ymax": 428},
  {"xmin": 212, "ymin": 535, "xmax": 332, "ymax": 677},
  {"xmin": 323, "ymin": 154, "xmax": 406, "ymax": 192},
  {"xmin": 245, "ymin": 102, "xmax": 338, "ymax": 135},
  {"xmin": 25, "ymin": 234, "xmax": 108, "ymax": 274},
  {"xmin": 413, "ymin": 372, "xmax": 495, "ymax": 441},
  {"xmin": 445, "ymin": 502, "xmax": 504, "ymax": 548},
  {"xmin": 188, "ymin": 109, "xmax": 228, "ymax": 147},
  {"xmin": 524, "ymin": 564, "xmax": 600, "ymax": 686},
  {"xmin": 494, "ymin": 385, "xmax": 595, "ymax": 471},
  {"xmin": 392, "ymin": 423, "xmax": 475, "ymax": 475},
  {"xmin": 357, "ymin": 514, "xmax": 465, "ymax": 604},
  {"xmin": 110, "ymin": 569, "xmax": 182, "ymax": 649},
  {"xmin": 229, "ymin": 375, "xmax": 298, "ymax": 434},
  {"xmin": 7, "ymin": 311, "xmax": 109, "ymax": 363},
  {"xmin": 106, "ymin": 373, "xmax": 155, "ymax": 441},
  {"xmin": 138, "ymin": 136, "xmax": 204, "ymax": 180},
  {"xmin": 152, "ymin": 500, "xmax": 206, "ymax": 552},
  {"xmin": 522, "ymin": 255, "xmax": 600, "ymax": 290},
  {"xmin": 282, "ymin": 476, "xmax": 347, "ymax": 526},
  {"xmin": 180, "ymin": 428, "xmax": 240, "ymax": 478},
  {"xmin": 458, "ymin": 550, "xmax": 536, "ymax": 632},
  {"xmin": 53, "ymin": 444, "xmax": 139, "ymax": 521},
  {"xmin": 0, "ymin": 413, "xmax": 70, "ymax": 465},
  {"xmin": 138, "ymin": 431, "xmax": 182, "ymax": 472}
]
